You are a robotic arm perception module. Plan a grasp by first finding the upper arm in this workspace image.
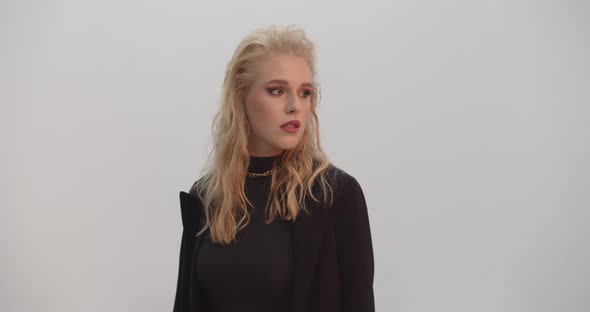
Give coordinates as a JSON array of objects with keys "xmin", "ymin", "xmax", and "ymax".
[
  {"xmin": 173, "ymin": 192, "xmax": 198, "ymax": 312},
  {"xmin": 174, "ymin": 190, "xmax": 207, "ymax": 312},
  {"xmin": 333, "ymin": 173, "xmax": 375, "ymax": 311}
]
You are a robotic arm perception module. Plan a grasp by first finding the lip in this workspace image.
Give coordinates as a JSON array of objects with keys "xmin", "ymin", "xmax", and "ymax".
[
  {"xmin": 280, "ymin": 120, "xmax": 300, "ymax": 128},
  {"xmin": 280, "ymin": 120, "xmax": 300, "ymax": 133}
]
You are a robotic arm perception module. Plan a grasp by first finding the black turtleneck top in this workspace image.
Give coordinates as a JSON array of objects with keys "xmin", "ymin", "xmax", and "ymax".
[{"xmin": 195, "ymin": 154, "xmax": 293, "ymax": 312}]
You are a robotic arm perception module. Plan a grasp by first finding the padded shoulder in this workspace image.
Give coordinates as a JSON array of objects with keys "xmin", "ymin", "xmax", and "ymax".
[
  {"xmin": 178, "ymin": 191, "xmax": 204, "ymax": 234},
  {"xmin": 325, "ymin": 164, "xmax": 356, "ymax": 192}
]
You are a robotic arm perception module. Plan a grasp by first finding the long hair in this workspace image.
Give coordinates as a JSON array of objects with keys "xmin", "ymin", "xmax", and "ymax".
[{"xmin": 191, "ymin": 24, "xmax": 335, "ymax": 245}]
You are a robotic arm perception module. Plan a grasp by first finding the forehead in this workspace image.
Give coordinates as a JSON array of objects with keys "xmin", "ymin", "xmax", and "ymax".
[{"xmin": 254, "ymin": 54, "xmax": 312, "ymax": 84}]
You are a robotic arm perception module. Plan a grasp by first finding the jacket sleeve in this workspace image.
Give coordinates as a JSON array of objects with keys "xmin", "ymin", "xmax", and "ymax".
[
  {"xmin": 173, "ymin": 191, "xmax": 207, "ymax": 312},
  {"xmin": 333, "ymin": 174, "xmax": 375, "ymax": 311}
]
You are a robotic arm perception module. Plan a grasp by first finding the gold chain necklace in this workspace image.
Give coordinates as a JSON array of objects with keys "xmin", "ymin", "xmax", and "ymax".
[{"xmin": 246, "ymin": 168, "xmax": 278, "ymax": 177}]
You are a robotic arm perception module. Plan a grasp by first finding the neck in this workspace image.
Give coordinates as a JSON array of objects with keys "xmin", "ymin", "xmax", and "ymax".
[{"xmin": 247, "ymin": 153, "xmax": 282, "ymax": 173}]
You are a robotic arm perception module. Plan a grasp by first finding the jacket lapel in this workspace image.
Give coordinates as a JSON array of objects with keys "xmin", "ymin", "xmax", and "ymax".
[{"xmin": 290, "ymin": 196, "xmax": 326, "ymax": 312}]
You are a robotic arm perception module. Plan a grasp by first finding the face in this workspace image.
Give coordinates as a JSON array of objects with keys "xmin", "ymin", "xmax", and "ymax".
[{"xmin": 244, "ymin": 54, "xmax": 313, "ymax": 157}]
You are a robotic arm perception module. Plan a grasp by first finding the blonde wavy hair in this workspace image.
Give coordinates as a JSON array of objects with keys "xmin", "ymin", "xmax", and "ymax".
[{"xmin": 191, "ymin": 24, "xmax": 336, "ymax": 245}]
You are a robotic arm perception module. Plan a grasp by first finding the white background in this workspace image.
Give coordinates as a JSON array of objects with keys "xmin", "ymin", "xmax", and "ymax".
[{"xmin": 1, "ymin": 1, "xmax": 589, "ymax": 311}]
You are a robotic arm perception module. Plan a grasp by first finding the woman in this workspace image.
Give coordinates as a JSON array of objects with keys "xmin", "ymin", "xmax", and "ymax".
[{"xmin": 173, "ymin": 25, "xmax": 375, "ymax": 312}]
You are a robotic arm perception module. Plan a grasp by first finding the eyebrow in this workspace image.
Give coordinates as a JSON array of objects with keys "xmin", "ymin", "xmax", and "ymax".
[{"xmin": 265, "ymin": 79, "xmax": 313, "ymax": 88}]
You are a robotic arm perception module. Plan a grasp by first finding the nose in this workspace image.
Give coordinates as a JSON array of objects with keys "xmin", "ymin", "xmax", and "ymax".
[{"xmin": 286, "ymin": 93, "xmax": 302, "ymax": 114}]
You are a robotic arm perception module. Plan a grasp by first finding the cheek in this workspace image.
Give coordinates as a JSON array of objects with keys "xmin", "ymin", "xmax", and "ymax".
[
  {"xmin": 302, "ymin": 105, "xmax": 312, "ymax": 122},
  {"xmin": 247, "ymin": 94, "xmax": 282, "ymax": 124}
]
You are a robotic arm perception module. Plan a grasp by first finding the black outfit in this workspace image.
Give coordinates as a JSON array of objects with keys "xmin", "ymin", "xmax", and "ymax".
[
  {"xmin": 173, "ymin": 158, "xmax": 375, "ymax": 312},
  {"xmin": 196, "ymin": 154, "xmax": 293, "ymax": 312}
]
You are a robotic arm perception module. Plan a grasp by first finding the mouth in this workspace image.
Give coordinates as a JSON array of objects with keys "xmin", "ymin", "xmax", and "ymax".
[
  {"xmin": 280, "ymin": 120, "xmax": 300, "ymax": 128},
  {"xmin": 280, "ymin": 120, "xmax": 300, "ymax": 133}
]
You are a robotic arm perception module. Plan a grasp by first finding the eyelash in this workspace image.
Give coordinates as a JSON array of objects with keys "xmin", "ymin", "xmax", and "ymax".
[{"xmin": 267, "ymin": 88, "xmax": 313, "ymax": 98}]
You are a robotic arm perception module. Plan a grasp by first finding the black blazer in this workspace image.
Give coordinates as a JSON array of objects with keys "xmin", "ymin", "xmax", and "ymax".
[{"xmin": 173, "ymin": 166, "xmax": 375, "ymax": 312}]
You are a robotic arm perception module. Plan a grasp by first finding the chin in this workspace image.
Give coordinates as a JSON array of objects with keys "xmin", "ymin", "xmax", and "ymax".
[{"xmin": 275, "ymin": 140, "xmax": 300, "ymax": 150}]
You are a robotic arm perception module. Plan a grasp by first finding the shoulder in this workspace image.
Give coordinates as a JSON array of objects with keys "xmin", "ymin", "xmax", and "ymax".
[
  {"xmin": 322, "ymin": 164, "xmax": 367, "ymax": 221},
  {"xmin": 179, "ymin": 176, "xmax": 207, "ymax": 233},
  {"xmin": 324, "ymin": 164, "xmax": 363, "ymax": 197},
  {"xmin": 188, "ymin": 176, "xmax": 206, "ymax": 198},
  {"xmin": 325, "ymin": 165, "xmax": 372, "ymax": 242}
]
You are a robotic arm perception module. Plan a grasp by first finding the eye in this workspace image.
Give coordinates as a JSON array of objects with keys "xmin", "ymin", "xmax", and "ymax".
[
  {"xmin": 267, "ymin": 88, "xmax": 283, "ymax": 96},
  {"xmin": 301, "ymin": 90, "xmax": 313, "ymax": 98}
]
